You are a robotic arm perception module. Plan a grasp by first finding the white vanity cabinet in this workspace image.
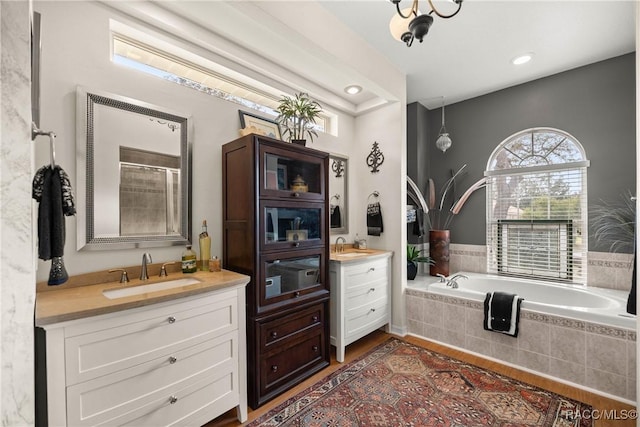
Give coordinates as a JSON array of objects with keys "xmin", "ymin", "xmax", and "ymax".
[
  {"xmin": 329, "ymin": 252, "xmax": 392, "ymax": 362},
  {"xmin": 38, "ymin": 285, "xmax": 247, "ymax": 426}
]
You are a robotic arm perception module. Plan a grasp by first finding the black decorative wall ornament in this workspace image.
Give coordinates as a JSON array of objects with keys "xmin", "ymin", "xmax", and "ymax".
[
  {"xmin": 366, "ymin": 141, "xmax": 384, "ymax": 173},
  {"xmin": 331, "ymin": 159, "xmax": 345, "ymax": 178}
]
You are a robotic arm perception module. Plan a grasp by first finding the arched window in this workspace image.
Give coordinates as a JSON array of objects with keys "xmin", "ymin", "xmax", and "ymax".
[{"xmin": 486, "ymin": 128, "xmax": 589, "ymax": 283}]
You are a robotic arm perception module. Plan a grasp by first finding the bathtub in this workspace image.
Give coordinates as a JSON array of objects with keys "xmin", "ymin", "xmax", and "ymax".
[{"xmin": 408, "ymin": 272, "xmax": 636, "ymax": 330}]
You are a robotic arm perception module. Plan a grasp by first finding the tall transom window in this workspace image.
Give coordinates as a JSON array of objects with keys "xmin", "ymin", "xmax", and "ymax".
[{"xmin": 486, "ymin": 128, "xmax": 590, "ymax": 283}]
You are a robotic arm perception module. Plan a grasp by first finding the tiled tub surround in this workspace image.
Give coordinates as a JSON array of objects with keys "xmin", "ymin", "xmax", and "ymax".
[
  {"xmin": 444, "ymin": 243, "xmax": 634, "ymax": 291},
  {"xmin": 406, "ymin": 282, "xmax": 636, "ymax": 403}
]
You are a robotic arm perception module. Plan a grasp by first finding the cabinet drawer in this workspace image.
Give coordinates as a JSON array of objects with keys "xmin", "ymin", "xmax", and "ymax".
[
  {"xmin": 343, "ymin": 259, "xmax": 388, "ymax": 288},
  {"xmin": 345, "ymin": 298, "xmax": 388, "ymax": 340},
  {"xmin": 67, "ymin": 332, "xmax": 238, "ymax": 426},
  {"xmin": 260, "ymin": 304, "xmax": 324, "ymax": 350},
  {"xmin": 344, "ymin": 279, "xmax": 388, "ymax": 310},
  {"xmin": 261, "ymin": 331, "xmax": 324, "ymax": 393},
  {"xmin": 65, "ymin": 292, "xmax": 238, "ymax": 385}
]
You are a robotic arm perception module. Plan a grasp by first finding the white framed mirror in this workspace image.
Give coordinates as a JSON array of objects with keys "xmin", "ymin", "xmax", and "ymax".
[
  {"xmin": 329, "ymin": 153, "xmax": 348, "ymax": 234},
  {"xmin": 76, "ymin": 87, "xmax": 192, "ymax": 250}
]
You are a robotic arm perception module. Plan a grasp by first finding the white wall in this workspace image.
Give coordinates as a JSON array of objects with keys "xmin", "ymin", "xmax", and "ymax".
[
  {"xmin": 354, "ymin": 105, "xmax": 407, "ymax": 334},
  {"xmin": 0, "ymin": 1, "xmax": 36, "ymax": 424},
  {"xmin": 33, "ymin": 1, "xmax": 405, "ymax": 290}
]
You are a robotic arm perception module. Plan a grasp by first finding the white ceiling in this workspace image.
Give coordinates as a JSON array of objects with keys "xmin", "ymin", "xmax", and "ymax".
[
  {"xmin": 142, "ymin": 1, "xmax": 635, "ymax": 113},
  {"xmin": 320, "ymin": 0, "xmax": 636, "ymax": 109}
]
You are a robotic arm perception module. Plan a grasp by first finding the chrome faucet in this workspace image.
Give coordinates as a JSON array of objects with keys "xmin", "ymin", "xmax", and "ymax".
[
  {"xmin": 446, "ymin": 274, "xmax": 468, "ymax": 289},
  {"xmin": 335, "ymin": 236, "xmax": 346, "ymax": 253},
  {"xmin": 140, "ymin": 253, "xmax": 152, "ymax": 280},
  {"xmin": 436, "ymin": 273, "xmax": 446, "ymax": 283}
]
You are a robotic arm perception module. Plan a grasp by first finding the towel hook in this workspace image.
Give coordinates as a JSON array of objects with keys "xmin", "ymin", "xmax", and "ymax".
[
  {"xmin": 330, "ymin": 194, "xmax": 340, "ymax": 203},
  {"xmin": 32, "ymin": 122, "xmax": 56, "ymax": 168},
  {"xmin": 367, "ymin": 191, "xmax": 380, "ymax": 203}
]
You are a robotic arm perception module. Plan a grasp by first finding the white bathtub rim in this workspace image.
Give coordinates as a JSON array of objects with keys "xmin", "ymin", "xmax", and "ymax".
[
  {"xmin": 407, "ymin": 272, "xmax": 636, "ymax": 331},
  {"xmin": 405, "ymin": 332, "xmax": 636, "ymax": 406}
]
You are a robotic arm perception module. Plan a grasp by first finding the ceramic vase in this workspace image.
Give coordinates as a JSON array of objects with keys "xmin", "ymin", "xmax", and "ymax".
[
  {"xmin": 407, "ymin": 261, "xmax": 418, "ymax": 280},
  {"xmin": 429, "ymin": 229, "xmax": 450, "ymax": 277}
]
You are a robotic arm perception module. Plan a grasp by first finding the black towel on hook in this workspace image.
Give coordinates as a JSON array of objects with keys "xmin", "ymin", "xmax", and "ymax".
[
  {"xmin": 367, "ymin": 202, "xmax": 383, "ymax": 236},
  {"xmin": 627, "ymin": 255, "xmax": 636, "ymax": 315},
  {"xmin": 412, "ymin": 207, "xmax": 425, "ymax": 238},
  {"xmin": 330, "ymin": 205, "xmax": 342, "ymax": 228},
  {"xmin": 32, "ymin": 165, "xmax": 75, "ymax": 285}
]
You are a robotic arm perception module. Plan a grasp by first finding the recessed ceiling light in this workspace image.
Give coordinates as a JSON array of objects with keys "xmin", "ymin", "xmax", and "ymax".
[
  {"xmin": 512, "ymin": 53, "xmax": 533, "ymax": 65},
  {"xmin": 344, "ymin": 85, "xmax": 362, "ymax": 95}
]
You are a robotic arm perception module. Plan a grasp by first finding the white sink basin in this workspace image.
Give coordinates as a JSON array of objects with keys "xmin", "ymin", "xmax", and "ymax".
[
  {"xmin": 103, "ymin": 277, "xmax": 202, "ymax": 299},
  {"xmin": 335, "ymin": 252, "xmax": 366, "ymax": 258}
]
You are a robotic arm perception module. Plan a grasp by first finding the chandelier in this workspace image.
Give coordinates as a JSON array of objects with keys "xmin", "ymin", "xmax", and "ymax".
[{"xmin": 389, "ymin": 0, "xmax": 463, "ymax": 47}]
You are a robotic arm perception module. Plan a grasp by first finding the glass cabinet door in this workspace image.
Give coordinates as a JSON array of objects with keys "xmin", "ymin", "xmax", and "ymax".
[
  {"xmin": 260, "ymin": 144, "xmax": 325, "ymax": 200},
  {"xmin": 260, "ymin": 250, "xmax": 327, "ymax": 307},
  {"xmin": 261, "ymin": 201, "xmax": 325, "ymax": 251}
]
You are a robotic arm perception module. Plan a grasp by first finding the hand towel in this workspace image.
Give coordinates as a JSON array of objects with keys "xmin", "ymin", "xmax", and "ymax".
[
  {"xmin": 412, "ymin": 207, "xmax": 425, "ymax": 238},
  {"xmin": 627, "ymin": 255, "xmax": 636, "ymax": 315},
  {"xmin": 483, "ymin": 291, "xmax": 523, "ymax": 337},
  {"xmin": 367, "ymin": 202, "xmax": 383, "ymax": 236},
  {"xmin": 330, "ymin": 204, "xmax": 342, "ymax": 228},
  {"xmin": 32, "ymin": 165, "xmax": 75, "ymax": 285}
]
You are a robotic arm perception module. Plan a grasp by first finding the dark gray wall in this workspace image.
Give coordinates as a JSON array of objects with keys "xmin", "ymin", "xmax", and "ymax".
[
  {"xmin": 407, "ymin": 53, "xmax": 636, "ymax": 252},
  {"xmin": 407, "ymin": 102, "xmax": 430, "ymax": 244}
]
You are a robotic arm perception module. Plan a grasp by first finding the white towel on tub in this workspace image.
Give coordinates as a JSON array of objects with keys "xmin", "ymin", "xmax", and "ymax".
[{"xmin": 483, "ymin": 291, "xmax": 523, "ymax": 337}]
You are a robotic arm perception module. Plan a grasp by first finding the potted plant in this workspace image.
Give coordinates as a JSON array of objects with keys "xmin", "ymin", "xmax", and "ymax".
[
  {"xmin": 276, "ymin": 92, "xmax": 322, "ymax": 145},
  {"xmin": 591, "ymin": 190, "xmax": 636, "ymax": 314},
  {"xmin": 407, "ymin": 244, "xmax": 434, "ymax": 280}
]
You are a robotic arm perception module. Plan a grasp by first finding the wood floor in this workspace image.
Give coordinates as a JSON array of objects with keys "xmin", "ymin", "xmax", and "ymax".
[{"xmin": 205, "ymin": 331, "xmax": 636, "ymax": 427}]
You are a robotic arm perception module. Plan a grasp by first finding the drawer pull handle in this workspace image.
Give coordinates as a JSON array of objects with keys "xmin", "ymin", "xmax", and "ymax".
[
  {"xmin": 167, "ymin": 316, "xmax": 176, "ymax": 324},
  {"xmin": 312, "ymin": 345, "xmax": 319, "ymax": 352},
  {"xmin": 294, "ymin": 291, "xmax": 300, "ymax": 298},
  {"xmin": 169, "ymin": 396, "xmax": 178, "ymax": 404},
  {"xmin": 369, "ymin": 308, "xmax": 376, "ymax": 313},
  {"xmin": 271, "ymin": 331, "xmax": 278, "ymax": 339},
  {"xmin": 293, "ymin": 242, "xmax": 300, "ymax": 247},
  {"xmin": 368, "ymin": 287, "xmax": 375, "ymax": 293},
  {"xmin": 368, "ymin": 267, "xmax": 375, "ymax": 272},
  {"xmin": 292, "ymin": 192, "xmax": 300, "ymax": 198},
  {"xmin": 169, "ymin": 356, "xmax": 177, "ymax": 364},
  {"xmin": 312, "ymin": 316, "xmax": 319, "ymax": 322},
  {"xmin": 271, "ymin": 365, "xmax": 278, "ymax": 372}
]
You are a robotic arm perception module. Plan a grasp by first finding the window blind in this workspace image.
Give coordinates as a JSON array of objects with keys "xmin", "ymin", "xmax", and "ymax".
[{"xmin": 486, "ymin": 167, "xmax": 587, "ymax": 283}]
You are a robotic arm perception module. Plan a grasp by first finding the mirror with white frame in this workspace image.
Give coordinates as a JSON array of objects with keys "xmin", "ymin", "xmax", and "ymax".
[
  {"xmin": 329, "ymin": 154, "xmax": 348, "ymax": 234},
  {"xmin": 76, "ymin": 87, "xmax": 191, "ymax": 250}
]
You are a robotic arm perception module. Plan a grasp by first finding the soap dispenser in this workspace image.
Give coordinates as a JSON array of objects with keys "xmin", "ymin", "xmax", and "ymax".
[{"xmin": 182, "ymin": 245, "xmax": 197, "ymax": 273}]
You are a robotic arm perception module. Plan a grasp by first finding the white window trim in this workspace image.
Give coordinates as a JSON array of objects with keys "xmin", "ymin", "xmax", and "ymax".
[{"xmin": 486, "ymin": 128, "xmax": 589, "ymax": 284}]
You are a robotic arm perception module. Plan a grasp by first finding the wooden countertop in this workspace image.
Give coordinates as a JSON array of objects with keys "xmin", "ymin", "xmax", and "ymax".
[
  {"xmin": 35, "ymin": 269, "xmax": 250, "ymax": 326},
  {"xmin": 329, "ymin": 247, "xmax": 393, "ymax": 264}
]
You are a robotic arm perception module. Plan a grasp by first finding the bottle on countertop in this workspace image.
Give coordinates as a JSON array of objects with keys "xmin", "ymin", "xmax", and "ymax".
[
  {"xmin": 182, "ymin": 245, "xmax": 197, "ymax": 273},
  {"xmin": 209, "ymin": 255, "xmax": 221, "ymax": 272},
  {"xmin": 199, "ymin": 220, "xmax": 211, "ymax": 271}
]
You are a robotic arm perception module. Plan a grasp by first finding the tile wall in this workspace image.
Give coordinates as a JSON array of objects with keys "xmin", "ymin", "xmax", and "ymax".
[{"xmin": 447, "ymin": 243, "xmax": 634, "ymax": 291}]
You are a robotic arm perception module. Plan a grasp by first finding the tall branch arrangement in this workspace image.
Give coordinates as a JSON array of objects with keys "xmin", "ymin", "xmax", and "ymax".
[{"xmin": 425, "ymin": 164, "xmax": 487, "ymax": 230}]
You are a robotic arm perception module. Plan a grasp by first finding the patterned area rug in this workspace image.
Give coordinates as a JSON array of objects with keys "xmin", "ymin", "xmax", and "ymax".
[{"xmin": 247, "ymin": 338, "xmax": 592, "ymax": 427}]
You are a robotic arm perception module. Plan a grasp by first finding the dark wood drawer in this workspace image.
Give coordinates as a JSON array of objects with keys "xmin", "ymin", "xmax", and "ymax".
[
  {"xmin": 260, "ymin": 304, "xmax": 324, "ymax": 350},
  {"xmin": 261, "ymin": 331, "xmax": 324, "ymax": 394}
]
